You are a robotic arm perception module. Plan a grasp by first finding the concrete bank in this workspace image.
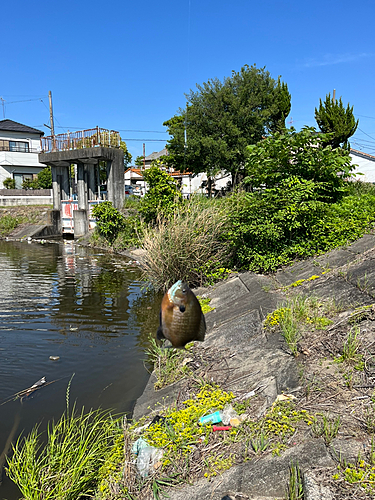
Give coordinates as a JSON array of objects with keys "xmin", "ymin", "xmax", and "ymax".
[{"xmin": 132, "ymin": 233, "xmax": 375, "ymax": 500}]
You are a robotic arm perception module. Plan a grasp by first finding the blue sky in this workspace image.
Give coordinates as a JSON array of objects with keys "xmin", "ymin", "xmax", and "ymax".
[{"xmin": 2, "ymin": 0, "xmax": 375, "ymax": 161}]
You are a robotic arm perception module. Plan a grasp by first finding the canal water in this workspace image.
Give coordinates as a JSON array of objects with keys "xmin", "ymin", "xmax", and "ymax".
[{"xmin": 0, "ymin": 239, "xmax": 160, "ymax": 499}]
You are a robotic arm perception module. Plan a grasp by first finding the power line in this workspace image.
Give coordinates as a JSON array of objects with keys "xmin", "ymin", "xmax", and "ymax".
[
  {"xmin": 54, "ymin": 125, "xmax": 167, "ymax": 133},
  {"xmin": 358, "ymin": 127, "xmax": 375, "ymax": 141},
  {"xmin": 3, "ymin": 97, "xmax": 48, "ymax": 104},
  {"xmin": 357, "ymin": 114, "xmax": 375, "ymax": 120}
]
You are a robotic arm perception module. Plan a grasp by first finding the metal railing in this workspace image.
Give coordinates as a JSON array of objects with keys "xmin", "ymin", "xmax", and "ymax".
[{"xmin": 41, "ymin": 127, "xmax": 121, "ymax": 153}]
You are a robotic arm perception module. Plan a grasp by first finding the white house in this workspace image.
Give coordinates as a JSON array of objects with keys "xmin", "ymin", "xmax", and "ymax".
[
  {"xmin": 350, "ymin": 149, "xmax": 375, "ymax": 183},
  {"xmin": 0, "ymin": 119, "xmax": 45, "ymax": 188},
  {"xmin": 126, "ymin": 148, "xmax": 231, "ymax": 197}
]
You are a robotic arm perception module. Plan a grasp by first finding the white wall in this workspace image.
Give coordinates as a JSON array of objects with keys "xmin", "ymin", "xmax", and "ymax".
[
  {"xmin": 0, "ymin": 130, "xmax": 45, "ymax": 188},
  {"xmin": 350, "ymin": 153, "xmax": 375, "ymax": 183}
]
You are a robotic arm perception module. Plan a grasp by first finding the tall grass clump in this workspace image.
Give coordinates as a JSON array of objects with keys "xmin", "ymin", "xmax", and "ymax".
[
  {"xmin": 6, "ymin": 405, "xmax": 120, "ymax": 500},
  {"xmin": 141, "ymin": 197, "xmax": 230, "ymax": 290}
]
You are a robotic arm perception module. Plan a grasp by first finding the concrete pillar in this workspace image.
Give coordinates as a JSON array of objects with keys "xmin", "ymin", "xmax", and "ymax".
[
  {"xmin": 73, "ymin": 209, "xmax": 88, "ymax": 237},
  {"xmin": 51, "ymin": 165, "xmax": 70, "ymax": 208},
  {"xmin": 107, "ymin": 150, "xmax": 124, "ymax": 209},
  {"xmin": 87, "ymin": 164, "xmax": 97, "ymax": 200},
  {"xmin": 60, "ymin": 166, "xmax": 70, "ymax": 200},
  {"xmin": 51, "ymin": 166, "xmax": 61, "ymax": 210},
  {"xmin": 77, "ymin": 162, "xmax": 88, "ymax": 210},
  {"xmin": 48, "ymin": 209, "xmax": 61, "ymax": 233}
]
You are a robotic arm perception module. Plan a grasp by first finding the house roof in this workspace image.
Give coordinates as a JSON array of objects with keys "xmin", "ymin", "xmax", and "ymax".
[
  {"xmin": 350, "ymin": 148, "xmax": 375, "ymax": 162},
  {"xmin": 0, "ymin": 119, "xmax": 44, "ymax": 136},
  {"xmin": 125, "ymin": 167, "xmax": 192, "ymax": 178},
  {"xmin": 145, "ymin": 148, "xmax": 168, "ymax": 162}
]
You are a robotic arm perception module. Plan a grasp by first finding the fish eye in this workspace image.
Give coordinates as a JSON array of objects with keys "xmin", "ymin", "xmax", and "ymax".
[{"xmin": 182, "ymin": 289, "xmax": 187, "ymax": 294}]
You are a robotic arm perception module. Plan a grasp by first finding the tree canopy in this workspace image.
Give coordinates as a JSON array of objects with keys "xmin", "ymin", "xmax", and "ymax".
[
  {"xmin": 120, "ymin": 140, "xmax": 132, "ymax": 167},
  {"xmin": 314, "ymin": 93, "xmax": 358, "ymax": 150},
  {"xmin": 164, "ymin": 64, "xmax": 291, "ymax": 186},
  {"xmin": 244, "ymin": 127, "xmax": 354, "ymax": 202}
]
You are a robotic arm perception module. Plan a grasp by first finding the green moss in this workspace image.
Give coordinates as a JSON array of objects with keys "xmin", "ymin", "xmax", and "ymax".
[{"xmin": 197, "ymin": 297, "xmax": 215, "ymax": 314}]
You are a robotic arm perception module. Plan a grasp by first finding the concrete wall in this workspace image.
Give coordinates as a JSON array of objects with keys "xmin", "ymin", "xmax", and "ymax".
[{"xmin": 0, "ymin": 189, "xmax": 52, "ymax": 206}]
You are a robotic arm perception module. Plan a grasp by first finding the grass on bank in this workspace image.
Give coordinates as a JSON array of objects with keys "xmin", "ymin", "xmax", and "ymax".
[{"xmin": 6, "ymin": 405, "xmax": 121, "ymax": 500}]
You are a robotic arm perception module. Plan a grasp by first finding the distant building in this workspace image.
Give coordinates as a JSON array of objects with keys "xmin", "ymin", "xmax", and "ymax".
[
  {"xmin": 125, "ymin": 146, "xmax": 231, "ymax": 197},
  {"xmin": 143, "ymin": 148, "xmax": 169, "ymax": 168},
  {"xmin": 350, "ymin": 149, "xmax": 375, "ymax": 183},
  {"xmin": 0, "ymin": 119, "xmax": 45, "ymax": 188}
]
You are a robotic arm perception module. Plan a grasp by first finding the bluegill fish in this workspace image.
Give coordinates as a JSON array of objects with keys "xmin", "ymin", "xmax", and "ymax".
[{"xmin": 157, "ymin": 280, "xmax": 206, "ymax": 348}]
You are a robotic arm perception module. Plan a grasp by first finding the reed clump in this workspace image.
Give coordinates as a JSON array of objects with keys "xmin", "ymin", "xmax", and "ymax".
[{"xmin": 141, "ymin": 197, "xmax": 231, "ymax": 291}]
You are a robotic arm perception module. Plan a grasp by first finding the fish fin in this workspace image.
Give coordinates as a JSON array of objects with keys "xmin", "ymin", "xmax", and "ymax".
[
  {"xmin": 196, "ymin": 313, "xmax": 206, "ymax": 342},
  {"xmin": 157, "ymin": 319, "xmax": 166, "ymax": 340}
]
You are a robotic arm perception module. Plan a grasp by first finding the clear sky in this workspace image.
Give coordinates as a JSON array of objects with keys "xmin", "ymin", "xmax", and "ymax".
[{"xmin": 2, "ymin": 0, "xmax": 375, "ymax": 161}]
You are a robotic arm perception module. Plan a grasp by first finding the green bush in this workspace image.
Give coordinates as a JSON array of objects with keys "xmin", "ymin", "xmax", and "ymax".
[
  {"xmin": 112, "ymin": 214, "xmax": 145, "ymax": 249},
  {"xmin": 37, "ymin": 167, "xmax": 52, "ymax": 189},
  {"xmin": 3, "ymin": 177, "xmax": 15, "ymax": 189},
  {"xmin": 0, "ymin": 215, "xmax": 22, "ymax": 235},
  {"xmin": 91, "ymin": 202, "xmax": 126, "ymax": 243},
  {"xmin": 224, "ymin": 180, "xmax": 375, "ymax": 273},
  {"xmin": 138, "ymin": 163, "xmax": 182, "ymax": 224},
  {"xmin": 225, "ymin": 177, "xmax": 328, "ymax": 271},
  {"xmin": 22, "ymin": 178, "xmax": 39, "ymax": 190}
]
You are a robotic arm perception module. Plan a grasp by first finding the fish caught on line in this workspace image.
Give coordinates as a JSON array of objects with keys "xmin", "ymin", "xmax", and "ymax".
[{"xmin": 157, "ymin": 280, "xmax": 206, "ymax": 348}]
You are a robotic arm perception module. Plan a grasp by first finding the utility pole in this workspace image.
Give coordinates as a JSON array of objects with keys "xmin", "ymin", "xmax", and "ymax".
[
  {"xmin": 143, "ymin": 143, "xmax": 146, "ymax": 171},
  {"xmin": 333, "ymin": 89, "xmax": 336, "ymax": 104},
  {"xmin": 0, "ymin": 97, "xmax": 5, "ymax": 118},
  {"xmin": 48, "ymin": 90, "xmax": 56, "ymax": 150}
]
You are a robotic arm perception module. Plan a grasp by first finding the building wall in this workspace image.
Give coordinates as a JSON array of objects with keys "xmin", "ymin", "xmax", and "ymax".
[
  {"xmin": 350, "ymin": 153, "xmax": 375, "ymax": 183},
  {"xmin": 0, "ymin": 130, "xmax": 45, "ymax": 188}
]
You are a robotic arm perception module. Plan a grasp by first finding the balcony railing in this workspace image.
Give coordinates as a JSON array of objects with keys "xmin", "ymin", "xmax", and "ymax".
[{"xmin": 41, "ymin": 127, "xmax": 121, "ymax": 153}]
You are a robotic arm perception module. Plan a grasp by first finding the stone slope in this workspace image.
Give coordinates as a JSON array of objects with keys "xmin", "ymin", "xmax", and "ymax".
[{"xmin": 132, "ymin": 234, "xmax": 375, "ymax": 500}]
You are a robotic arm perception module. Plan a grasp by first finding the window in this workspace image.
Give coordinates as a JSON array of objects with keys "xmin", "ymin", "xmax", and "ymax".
[
  {"xmin": 13, "ymin": 173, "xmax": 33, "ymax": 189},
  {"xmin": 0, "ymin": 140, "xmax": 9, "ymax": 151},
  {"xmin": 9, "ymin": 141, "xmax": 29, "ymax": 152}
]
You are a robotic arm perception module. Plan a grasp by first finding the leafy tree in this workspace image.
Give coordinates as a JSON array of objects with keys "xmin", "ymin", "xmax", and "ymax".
[
  {"xmin": 135, "ymin": 155, "xmax": 145, "ymax": 167},
  {"xmin": 315, "ymin": 93, "xmax": 358, "ymax": 150},
  {"xmin": 244, "ymin": 127, "xmax": 354, "ymax": 202},
  {"xmin": 269, "ymin": 80, "xmax": 291, "ymax": 133},
  {"xmin": 3, "ymin": 177, "xmax": 15, "ymax": 189},
  {"xmin": 164, "ymin": 64, "xmax": 291, "ymax": 187},
  {"xmin": 37, "ymin": 167, "xmax": 52, "ymax": 189},
  {"xmin": 120, "ymin": 140, "xmax": 132, "ymax": 167},
  {"xmin": 139, "ymin": 162, "xmax": 182, "ymax": 223}
]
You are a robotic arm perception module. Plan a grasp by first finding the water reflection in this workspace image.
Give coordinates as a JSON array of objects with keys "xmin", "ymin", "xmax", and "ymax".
[{"xmin": 0, "ymin": 240, "xmax": 159, "ymax": 499}]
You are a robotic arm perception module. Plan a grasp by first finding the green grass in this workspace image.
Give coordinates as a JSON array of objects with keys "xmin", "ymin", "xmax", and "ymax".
[
  {"xmin": 6, "ymin": 406, "xmax": 120, "ymax": 500},
  {"xmin": 0, "ymin": 215, "xmax": 23, "ymax": 235},
  {"xmin": 265, "ymin": 295, "xmax": 335, "ymax": 356}
]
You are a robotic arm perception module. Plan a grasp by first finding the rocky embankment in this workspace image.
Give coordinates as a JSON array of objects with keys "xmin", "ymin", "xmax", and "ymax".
[{"xmin": 133, "ymin": 234, "xmax": 375, "ymax": 500}]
